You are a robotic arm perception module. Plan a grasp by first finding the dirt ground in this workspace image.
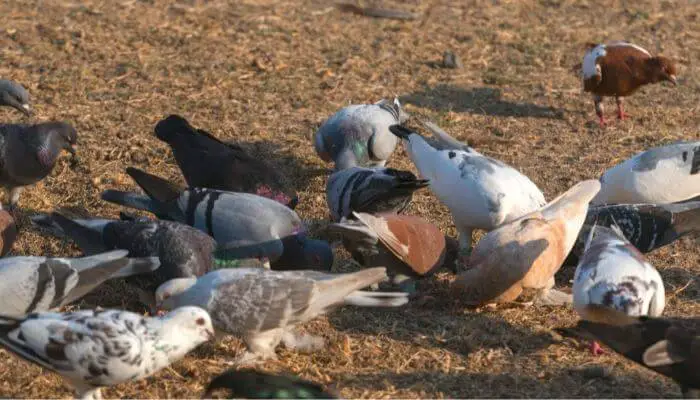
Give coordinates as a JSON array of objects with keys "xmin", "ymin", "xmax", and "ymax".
[{"xmin": 0, "ymin": 0, "xmax": 699, "ymax": 398}]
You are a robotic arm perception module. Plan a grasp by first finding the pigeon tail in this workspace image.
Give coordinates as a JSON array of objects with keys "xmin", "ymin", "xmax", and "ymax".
[
  {"xmin": 664, "ymin": 202, "xmax": 700, "ymax": 243},
  {"xmin": 111, "ymin": 256, "xmax": 161, "ymax": 279},
  {"xmin": 421, "ymin": 120, "xmax": 469, "ymax": 151},
  {"xmin": 49, "ymin": 213, "xmax": 109, "ymax": 255},
  {"xmin": 343, "ymin": 290, "xmax": 409, "ymax": 307},
  {"xmin": 125, "ymin": 167, "xmax": 182, "ymax": 203},
  {"xmin": 101, "ymin": 190, "xmax": 164, "ymax": 215}
]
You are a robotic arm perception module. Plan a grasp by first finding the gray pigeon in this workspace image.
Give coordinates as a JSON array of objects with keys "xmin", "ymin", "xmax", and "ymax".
[
  {"xmin": 101, "ymin": 167, "xmax": 333, "ymax": 271},
  {"xmin": 326, "ymin": 166, "xmax": 429, "ymax": 222},
  {"xmin": 155, "ymin": 267, "xmax": 408, "ymax": 364},
  {"xmin": 0, "ymin": 306, "xmax": 214, "ymax": 400},
  {"xmin": 0, "ymin": 121, "xmax": 77, "ymax": 207},
  {"xmin": 565, "ymin": 201, "xmax": 700, "ymax": 265},
  {"xmin": 154, "ymin": 115, "xmax": 298, "ymax": 209},
  {"xmin": 0, "ymin": 249, "xmax": 160, "ymax": 317},
  {"xmin": 0, "ymin": 80, "xmax": 31, "ymax": 116},
  {"xmin": 30, "ymin": 212, "xmax": 222, "ymax": 306},
  {"xmin": 314, "ymin": 98, "xmax": 408, "ymax": 170}
]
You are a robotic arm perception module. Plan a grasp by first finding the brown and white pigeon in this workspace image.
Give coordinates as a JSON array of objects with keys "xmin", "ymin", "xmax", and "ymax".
[
  {"xmin": 581, "ymin": 41, "xmax": 677, "ymax": 126},
  {"xmin": 0, "ymin": 121, "xmax": 77, "ymax": 207},
  {"xmin": 154, "ymin": 115, "xmax": 298, "ymax": 209},
  {"xmin": 155, "ymin": 267, "xmax": 408, "ymax": 364}
]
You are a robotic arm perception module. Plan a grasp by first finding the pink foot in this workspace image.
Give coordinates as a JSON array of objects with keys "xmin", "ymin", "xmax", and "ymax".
[
  {"xmin": 598, "ymin": 116, "xmax": 606, "ymax": 127},
  {"xmin": 590, "ymin": 341, "xmax": 604, "ymax": 356},
  {"xmin": 617, "ymin": 112, "xmax": 628, "ymax": 120}
]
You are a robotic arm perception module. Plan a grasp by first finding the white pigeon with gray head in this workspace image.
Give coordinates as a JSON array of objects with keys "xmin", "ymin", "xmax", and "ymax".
[
  {"xmin": 0, "ymin": 306, "xmax": 214, "ymax": 400},
  {"xmin": 573, "ymin": 225, "xmax": 665, "ymax": 323},
  {"xmin": 101, "ymin": 167, "xmax": 333, "ymax": 271},
  {"xmin": 326, "ymin": 166, "xmax": 429, "ymax": 222},
  {"xmin": 314, "ymin": 98, "xmax": 408, "ymax": 170},
  {"xmin": 0, "ymin": 249, "xmax": 160, "ymax": 317},
  {"xmin": 155, "ymin": 267, "xmax": 408, "ymax": 364},
  {"xmin": 0, "ymin": 79, "xmax": 31, "ymax": 116},
  {"xmin": 0, "ymin": 121, "xmax": 78, "ymax": 207},
  {"xmin": 592, "ymin": 141, "xmax": 700, "ymax": 205},
  {"xmin": 389, "ymin": 122, "xmax": 546, "ymax": 254}
]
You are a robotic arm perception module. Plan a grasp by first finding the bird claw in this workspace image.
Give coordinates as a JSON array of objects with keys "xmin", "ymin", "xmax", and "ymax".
[{"xmin": 590, "ymin": 341, "xmax": 605, "ymax": 356}]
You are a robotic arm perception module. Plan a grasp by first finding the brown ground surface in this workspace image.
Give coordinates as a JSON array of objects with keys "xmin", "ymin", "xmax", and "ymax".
[{"xmin": 0, "ymin": 0, "xmax": 699, "ymax": 398}]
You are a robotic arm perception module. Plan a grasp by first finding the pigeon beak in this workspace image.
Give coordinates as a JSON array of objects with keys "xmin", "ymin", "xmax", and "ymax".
[
  {"xmin": 20, "ymin": 104, "xmax": 31, "ymax": 116},
  {"xmin": 207, "ymin": 329, "xmax": 215, "ymax": 341},
  {"xmin": 667, "ymin": 75, "xmax": 677, "ymax": 86}
]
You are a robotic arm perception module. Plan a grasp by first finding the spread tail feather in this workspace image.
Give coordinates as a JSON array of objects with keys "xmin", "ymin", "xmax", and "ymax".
[{"xmin": 343, "ymin": 290, "xmax": 409, "ymax": 307}]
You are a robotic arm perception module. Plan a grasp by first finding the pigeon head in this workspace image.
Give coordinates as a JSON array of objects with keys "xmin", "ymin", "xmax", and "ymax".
[
  {"xmin": 275, "ymin": 234, "xmax": 334, "ymax": 271},
  {"xmin": 155, "ymin": 277, "xmax": 198, "ymax": 311},
  {"xmin": 647, "ymin": 56, "xmax": 677, "ymax": 85},
  {"xmin": 154, "ymin": 114, "xmax": 194, "ymax": 142},
  {"xmin": 158, "ymin": 306, "xmax": 215, "ymax": 348},
  {"xmin": 0, "ymin": 79, "xmax": 31, "ymax": 116}
]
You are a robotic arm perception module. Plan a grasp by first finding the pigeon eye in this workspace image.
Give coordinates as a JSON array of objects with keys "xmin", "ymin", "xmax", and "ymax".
[{"xmin": 196, "ymin": 317, "xmax": 206, "ymax": 326}]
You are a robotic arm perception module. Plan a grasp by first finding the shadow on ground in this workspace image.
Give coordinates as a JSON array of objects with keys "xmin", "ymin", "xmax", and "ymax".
[{"xmin": 401, "ymin": 85, "xmax": 565, "ymax": 119}]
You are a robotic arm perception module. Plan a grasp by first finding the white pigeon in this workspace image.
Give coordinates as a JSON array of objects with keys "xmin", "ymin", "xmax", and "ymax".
[
  {"xmin": 0, "ymin": 249, "xmax": 160, "ymax": 317},
  {"xmin": 155, "ymin": 267, "xmax": 408, "ymax": 364},
  {"xmin": 389, "ymin": 122, "xmax": 546, "ymax": 254},
  {"xmin": 573, "ymin": 225, "xmax": 665, "ymax": 322},
  {"xmin": 592, "ymin": 141, "xmax": 700, "ymax": 205},
  {"xmin": 0, "ymin": 306, "xmax": 214, "ymax": 399},
  {"xmin": 314, "ymin": 98, "xmax": 408, "ymax": 170},
  {"xmin": 326, "ymin": 166, "xmax": 429, "ymax": 222}
]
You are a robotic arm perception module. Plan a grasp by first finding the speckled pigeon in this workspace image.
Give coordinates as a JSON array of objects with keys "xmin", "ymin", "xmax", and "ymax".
[
  {"xmin": 101, "ymin": 167, "xmax": 333, "ymax": 271},
  {"xmin": 326, "ymin": 166, "xmax": 429, "ymax": 222},
  {"xmin": 155, "ymin": 115, "xmax": 298, "ymax": 209},
  {"xmin": 390, "ymin": 122, "xmax": 545, "ymax": 255},
  {"xmin": 0, "ymin": 121, "xmax": 77, "ymax": 207},
  {"xmin": 156, "ymin": 267, "xmax": 408, "ymax": 364},
  {"xmin": 0, "ymin": 306, "xmax": 214, "ymax": 400},
  {"xmin": 566, "ymin": 201, "xmax": 700, "ymax": 265},
  {"xmin": 314, "ymin": 98, "xmax": 408, "ymax": 170},
  {"xmin": 592, "ymin": 141, "xmax": 700, "ymax": 205},
  {"xmin": 0, "ymin": 249, "xmax": 160, "ymax": 317},
  {"xmin": 0, "ymin": 80, "xmax": 31, "ymax": 116}
]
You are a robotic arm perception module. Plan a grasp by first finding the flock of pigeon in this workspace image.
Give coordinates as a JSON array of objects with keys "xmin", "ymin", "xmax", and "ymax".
[{"xmin": 0, "ymin": 39, "xmax": 696, "ymax": 399}]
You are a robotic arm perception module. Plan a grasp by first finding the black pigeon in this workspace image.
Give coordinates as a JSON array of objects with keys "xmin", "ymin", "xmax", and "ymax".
[
  {"xmin": 155, "ymin": 114, "xmax": 298, "ymax": 209},
  {"xmin": 0, "ymin": 122, "xmax": 77, "ymax": 207},
  {"xmin": 565, "ymin": 201, "xmax": 700, "ymax": 265},
  {"xmin": 558, "ymin": 307, "xmax": 700, "ymax": 398},
  {"xmin": 0, "ymin": 80, "xmax": 31, "ymax": 116},
  {"xmin": 326, "ymin": 166, "xmax": 429, "ymax": 222},
  {"xmin": 203, "ymin": 369, "xmax": 337, "ymax": 399}
]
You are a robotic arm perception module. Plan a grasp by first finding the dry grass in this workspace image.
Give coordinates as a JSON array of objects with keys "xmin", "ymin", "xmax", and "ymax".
[{"xmin": 1, "ymin": 0, "xmax": 699, "ymax": 398}]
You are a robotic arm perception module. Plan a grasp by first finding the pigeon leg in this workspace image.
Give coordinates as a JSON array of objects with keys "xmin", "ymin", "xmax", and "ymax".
[
  {"xmin": 76, "ymin": 385, "xmax": 102, "ymax": 400},
  {"xmin": 594, "ymin": 95, "xmax": 605, "ymax": 126},
  {"xmin": 616, "ymin": 97, "xmax": 627, "ymax": 120},
  {"xmin": 589, "ymin": 340, "xmax": 605, "ymax": 356},
  {"xmin": 282, "ymin": 329, "xmax": 325, "ymax": 353},
  {"xmin": 8, "ymin": 186, "xmax": 22, "ymax": 209},
  {"xmin": 239, "ymin": 329, "xmax": 283, "ymax": 365}
]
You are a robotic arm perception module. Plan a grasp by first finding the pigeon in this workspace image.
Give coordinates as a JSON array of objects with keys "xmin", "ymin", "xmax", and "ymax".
[
  {"xmin": 566, "ymin": 201, "xmax": 700, "ymax": 265},
  {"xmin": 101, "ymin": 167, "xmax": 333, "ymax": 271},
  {"xmin": 452, "ymin": 180, "xmax": 600, "ymax": 306},
  {"xmin": 0, "ymin": 204, "xmax": 17, "ymax": 256},
  {"xmin": 203, "ymin": 368, "xmax": 337, "ymax": 399},
  {"xmin": 0, "ymin": 121, "xmax": 77, "ymax": 207},
  {"xmin": 581, "ymin": 42, "xmax": 677, "ymax": 126},
  {"xmin": 314, "ymin": 98, "xmax": 408, "ymax": 170},
  {"xmin": 0, "ymin": 306, "xmax": 214, "ymax": 400},
  {"xmin": 30, "ymin": 212, "xmax": 218, "ymax": 305},
  {"xmin": 558, "ymin": 308, "xmax": 700, "ymax": 398},
  {"xmin": 328, "ymin": 212, "xmax": 459, "ymax": 292},
  {"xmin": 0, "ymin": 249, "xmax": 160, "ymax": 317},
  {"xmin": 389, "ymin": 122, "xmax": 546, "ymax": 255},
  {"xmin": 326, "ymin": 166, "xmax": 429, "ymax": 222},
  {"xmin": 591, "ymin": 141, "xmax": 700, "ymax": 205},
  {"xmin": 155, "ymin": 267, "xmax": 408, "ymax": 363},
  {"xmin": 154, "ymin": 115, "xmax": 298, "ymax": 209},
  {"xmin": 573, "ymin": 225, "xmax": 665, "ymax": 323},
  {"xmin": 0, "ymin": 80, "xmax": 31, "ymax": 116}
]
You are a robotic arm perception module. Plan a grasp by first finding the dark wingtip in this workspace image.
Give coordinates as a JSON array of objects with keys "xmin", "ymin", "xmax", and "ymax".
[
  {"xmin": 288, "ymin": 195, "xmax": 300, "ymax": 210},
  {"xmin": 389, "ymin": 124, "xmax": 415, "ymax": 139}
]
